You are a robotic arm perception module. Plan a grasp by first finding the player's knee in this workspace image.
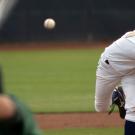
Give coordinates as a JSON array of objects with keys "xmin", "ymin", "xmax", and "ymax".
[{"xmin": 95, "ymin": 102, "xmax": 108, "ymax": 112}]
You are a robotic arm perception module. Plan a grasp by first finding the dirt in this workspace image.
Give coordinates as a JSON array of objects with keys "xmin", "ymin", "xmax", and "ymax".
[
  {"xmin": 35, "ymin": 112, "xmax": 124, "ymax": 129},
  {"xmin": 0, "ymin": 41, "xmax": 109, "ymax": 51}
]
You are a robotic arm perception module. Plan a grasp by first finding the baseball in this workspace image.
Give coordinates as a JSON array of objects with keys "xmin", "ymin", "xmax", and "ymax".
[{"xmin": 44, "ymin": 18, "xmax": 56, "ymax": 30}]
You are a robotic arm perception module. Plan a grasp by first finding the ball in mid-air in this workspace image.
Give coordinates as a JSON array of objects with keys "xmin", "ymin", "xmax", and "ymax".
[{"xmin": 44, "ymin": 18, "xmax": 56, "ymax": 30}]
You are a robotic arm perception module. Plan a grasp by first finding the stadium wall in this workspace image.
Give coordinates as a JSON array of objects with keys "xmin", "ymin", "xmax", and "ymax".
[{"xmin": 0, "ymin": 0, "xmax": 135, "ymax": 42}]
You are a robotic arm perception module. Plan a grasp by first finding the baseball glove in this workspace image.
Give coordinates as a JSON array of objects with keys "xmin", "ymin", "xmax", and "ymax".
[{"xmin": 109, "ymin": 86, "xmax": 126, "ymax": 119}]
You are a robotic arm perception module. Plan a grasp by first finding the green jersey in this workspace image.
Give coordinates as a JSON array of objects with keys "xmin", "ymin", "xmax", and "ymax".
[{"xmin": 0, "ymin": 95, "xmax": 41, "ymax": 135}]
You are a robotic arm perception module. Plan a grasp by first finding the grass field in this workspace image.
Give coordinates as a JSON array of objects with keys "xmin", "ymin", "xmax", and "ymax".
[
  {"xmin": 44, "ymin": 128, "xmax": 123, "ymax": 135},
  {"xmin": 0, "ymin": 48, "xmax": 103, "ymax": 112}
]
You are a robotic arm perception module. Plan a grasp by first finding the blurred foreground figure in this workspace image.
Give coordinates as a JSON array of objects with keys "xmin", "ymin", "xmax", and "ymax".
[
  {"xmin": 0, "ymin": 0, "xmax": 18, "ymax": 28},
  {"xmin": 95, "ymin": 30, "xmax": 135, "ymax": 135},
  {"xmin": 0, "ymin": 94, "xmax": 40, "ymax": 135}
]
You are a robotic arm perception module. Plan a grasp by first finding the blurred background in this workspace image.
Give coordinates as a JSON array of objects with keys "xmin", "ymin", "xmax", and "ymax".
[
  {"xmin": 0, "ymin": 0, "xmax": 135, "ymax": 42},
  {"xmin": 0, "ymin": 0, "xmax": 135, "ymax": 113}
]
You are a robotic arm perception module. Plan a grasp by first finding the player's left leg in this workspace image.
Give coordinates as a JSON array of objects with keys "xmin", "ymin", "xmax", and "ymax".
[{"xmin": 95, "ymin": 57, "xmax": 122, "ymax": 112}]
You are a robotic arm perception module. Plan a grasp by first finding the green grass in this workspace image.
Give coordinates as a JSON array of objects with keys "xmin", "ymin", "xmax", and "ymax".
[
  {"xmin": 0, "ymin": 48, "xmax": 103, "ymax": 112},
  {"xmin": 44, "ymin": 128, "xmax": 123, "ymax": 135}
]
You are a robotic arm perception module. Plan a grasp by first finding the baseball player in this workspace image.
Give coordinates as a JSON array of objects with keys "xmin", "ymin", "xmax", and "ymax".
[{"xmin": 95, "ymin": 30, "xmax": 135, "ymax": 135}]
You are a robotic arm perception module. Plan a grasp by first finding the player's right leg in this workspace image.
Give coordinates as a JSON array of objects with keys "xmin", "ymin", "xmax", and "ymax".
[{"xmin": 121, "ymin": 73, "xmax": 135, "ymax": 135}]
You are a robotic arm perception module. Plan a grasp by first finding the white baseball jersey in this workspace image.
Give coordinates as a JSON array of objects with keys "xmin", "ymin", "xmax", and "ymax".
[
  {"xmin": 95, "ymin": 30, "xmax": 135, "ymax": 122},
  {"xmin": 102, "ymin": 31, "xmax": 135, "ymax": 74}
]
